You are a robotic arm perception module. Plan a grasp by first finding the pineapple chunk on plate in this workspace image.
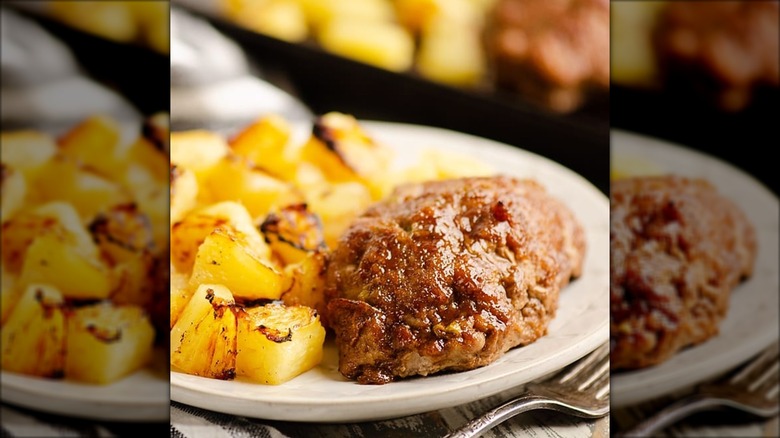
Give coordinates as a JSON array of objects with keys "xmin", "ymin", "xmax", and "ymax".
[
  {"xmin": 189, "ymin": 226, "xmax": 284, "ymax": 301},
  {"xmin": 1, "ymin": 284, "xmax": 66, "ymax": 378},
  {"xmin": 65, "ymin": 303, "xmax": 155, "ymax": 385},
  {"xmin": 171, "ymin": 284, "xmax": 238, "ymax": 380},
  {"xmin": 236, "ymin": 303, "xmax": 325, "ymax": 385}
]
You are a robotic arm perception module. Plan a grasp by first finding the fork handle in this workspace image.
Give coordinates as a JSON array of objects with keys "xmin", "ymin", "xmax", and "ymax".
[
  {"xmin": 622, "ymin": 394, "xmax": 720, "ymax": 437},
  {"xmin": 445, "ymin": 394, "xmax": 601, "ymax": 438}
]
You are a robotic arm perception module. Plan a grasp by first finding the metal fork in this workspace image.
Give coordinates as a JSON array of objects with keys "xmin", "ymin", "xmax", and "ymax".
[
  {"xmin": 445, "ymin": 343, "xmax": 610, "ymax": 438},
  {"xmin": 623, "ymin": 343, "xmax": 780, "ymax": 437}
]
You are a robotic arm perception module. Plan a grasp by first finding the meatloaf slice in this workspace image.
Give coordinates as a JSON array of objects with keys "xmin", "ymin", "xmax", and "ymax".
[
  {"xmin": 610, "ymin": 176, "xmax": 757, "ymax": 370},
  {"xmin": 324, "ymin": 176, "xmax": 585, "ymax": 384}
]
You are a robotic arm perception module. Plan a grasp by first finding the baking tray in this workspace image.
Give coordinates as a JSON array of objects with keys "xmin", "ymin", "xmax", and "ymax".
[{"xmin": 192, "ymin": 13, "xmax": 611, "ymax": 195}]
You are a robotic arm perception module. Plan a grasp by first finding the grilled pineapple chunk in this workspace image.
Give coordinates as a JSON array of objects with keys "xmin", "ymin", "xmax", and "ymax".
[
  {"xmin": 281, "ymin": 251, "xmax": 328, "ymax": 319},
  {"xmin": 202, "ymin": 156, "xmax": 303, "ymax": 219},
  {"xmin": 170, "ymin": 130, "xmax": 229, "ymax": 175},
  {"xmin": 236, "ymin": 303, "xmax": 325, "ymax": 384},
  {"xmin": 307, "ymin": 182, "xmax": 373, "ymax": 248},
  {"xmin": 300, "ymin": 112, "xmax": 393, "ymax": 199},
  {"xmin": 0, "ymin": 130, "xmax": 57, "ymax": 178},
  {"xmin": 65, "ymin": 303, "xmax": 155, "ymax": 384},
  {"xmin": 170, "ymin": 265, "xmax": 192, "ymax": 328},
  {"xmin": 261, "ymin": 204, "xmax": 326, "ymax": 265},
  {"xmin": 1, "ymin": 264, "xmax": 19, "ymax": 325},
  {"xmin": 58, "ymin": 115, "xmax": 127, "ymax": 178},
  {"xmin": 190, "ymin": 227, "xmax": 283, "ymax": 301},
  {"xmin": 19, "ymin": 232, "xmax": 112, "ymax": 300},
  {"xmin": 170, "ymin": 164, "xmax": 199, "ymax": 225},
  {"xmin": 229, "ymin": 114, "xmax": 297, "ymax": 179},
  {"xmin": 171, "ymin": 201, "xmax": 270, "ymax": 272},
  {"xmin": 171, "ymin": 284, "xmax": 237, "ymax": 379},
  {"xmin": 34, "ymin": 158, "xmax": 131, "ymax": 222},
  {"xmin": 2, "ymin": 202, "xmax": 99, "ymax": 274},
  {"xmin": 1, "ymin": 165, "xmax": 27, "ymax": 223},
  {"xmin": 1, "ymin": 284, "xmax": 65, "ymax": 377}
]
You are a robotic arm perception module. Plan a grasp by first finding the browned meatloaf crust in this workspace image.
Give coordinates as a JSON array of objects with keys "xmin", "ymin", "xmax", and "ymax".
[
  {"xmin": 610, "ymin": 176, "xmax": 757, "ymax": 370},
  {"xmin": 324, "ymin": 176, "xmax": 586, "ymax": 384},
  {"xmin": 653, "ymin": 1, "xmax": 779, "ymax": 111},
  {"xmin": 485, "ymin": 0, "xmax": 609, "ymax": 112}
]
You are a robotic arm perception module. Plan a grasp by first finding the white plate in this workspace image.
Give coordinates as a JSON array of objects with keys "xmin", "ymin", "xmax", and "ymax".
[
  {"xmin": 0, "ymin": 348, "xmax": 169, "ymax": 421},
  {"xmin": 171, "ymin": 121, "xmax": 610, "ymax": 422},
  {"xmin": 610, "ymin": 130, "xmax": 780, "ymax": 408}
]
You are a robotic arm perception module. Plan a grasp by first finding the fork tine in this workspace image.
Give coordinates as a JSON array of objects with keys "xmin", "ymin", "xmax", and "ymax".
[
  {"xmin": 575, "ymin": 354, "xmax": 610, "ymax": 391},
  {"xmin": 593, "ymin": 372, "xmax": 610, "ymax": 400},
  {"xmin": 751, "ymin": 361, "xmax": 779, "ymax": 394},
  {"xmin": 556, "ymin": 344, "xmax": 610, "ymax": 385},
  {"xmin": 730, "ymin": 344, "xmax": 779, "ymax": 385}
]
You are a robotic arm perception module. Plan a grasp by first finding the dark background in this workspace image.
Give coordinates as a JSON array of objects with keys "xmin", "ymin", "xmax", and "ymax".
[{"xmin": 611, "ymin": 84, "xmax": 778, "ymax": 196}]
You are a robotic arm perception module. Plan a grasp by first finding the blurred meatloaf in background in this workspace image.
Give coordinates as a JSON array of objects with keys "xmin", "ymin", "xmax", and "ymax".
[
  {"xmin": 325, "ymin": 176, "xmax": 585, "ymax": 384},
  {"xmin": 610, "ymin": 176, "xmax": 757, "ymax": 370},
  {"xmin": 653, "ymin": 1, "xmax": 779, "ymax": 112},
  {"xmin": 485, "ymin": 0, "xmax": 609, "ymax": 112}
]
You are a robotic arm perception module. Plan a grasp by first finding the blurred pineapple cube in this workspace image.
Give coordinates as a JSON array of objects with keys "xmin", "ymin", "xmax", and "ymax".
[
  {"xmin": 227, "ymin": 0, "xmax": 308, "ymax": 42},
  {"xmin": 318, "ymin": 20, "xmax": 414, "ymax": 72},
  {"xmin": 2, "ymin": 202, "xmax": 98, "ymax": 274},
  {"xmin": 189, "ymin": 227, "xmax": 284, "ymax": 301},
  {"xmin": 300, "ymin": 0, "xmax": 394, "ymax": 30},
  {"xmin": 417, "ymin": 17, "xmax": 485, "ymax": 86},
  {"xmin": 65, "ymin": 303, "xmax": 155, "ymax": 384},
  {"xmin": 1, "ymin": 284, "xmax": 65, "ymax": 377},
  {"xmin": 170, "ymin": 284, "xmax": 238, "ymax": 379},
  {"xmin": 0, "ymin": 130, "xmax": 57, "ymax": 179},
  {"xmin": 236, "ymin": 303, "xmax": 325, "ymax": 384},
  {"xmin": 58, "ymin": 115, "xmax": 128, "ymax": 178},
  {"xmin": 1, "ymin": 165, "xmax": 27, "ymax": 223},
  {"xmin": 18, "ymin": 232, "xmax": 112, "ymax": 300},
  {"xmin": 34, "ymin": 158, "xmax": 131, "ymax": 222},
  {"xmin": 1, "ymin": 264, "xmax": 19, "ymax": 325}
]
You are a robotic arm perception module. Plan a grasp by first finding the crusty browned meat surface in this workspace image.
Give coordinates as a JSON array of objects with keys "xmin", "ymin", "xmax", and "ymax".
[
  {"xmin": 610, "ymin": 176, "xmax": 757, "ymax": 370},
  {"xmin": 324, "ymin": 176, "xmax": 585, "ymax": 384}
]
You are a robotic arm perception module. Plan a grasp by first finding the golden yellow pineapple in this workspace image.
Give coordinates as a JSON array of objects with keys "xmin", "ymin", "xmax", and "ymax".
[
  {"xmin": 189, "ymin": 227, "xmax": 284, "ymax": 301},
  {"xmin": 1, "ymin": 164, "xmax": 27, "ymax": 223},
  {"xmin": 202, "ymin": 156, "xmax": 302, "ymax": 219},
  {"xmin": 170, "ymin": 284, "xmax": 238, "ymax": 379},
  {"xmin": 65, "ymin": 303, "xmax": 155, "ymax": 384},
  {"xmin": 1, "ymin": 284, "xmax": 66, "ymax": 377},
  {"xmin": 0, "ymin": 130, "xmax": 57, "ymax": 179},
  {"xmin": 261, "ymin": 204, "xmax": 326, "ymax": 265},
  {"xmin": 57, "ymin": 115, "xmax": 127, "ymax": 178},
  {"xmin": 18, "ymin": 232, "xmax": 113, "ymax": 300},
  {"xmin": 281, "ymin": 251, "xmax": 328, "ymax": 318},
  {"xmin": 170, "ymin": 164, "xmax": 199, "ymax": 225},
  {"xmin": 236, "ymin": 303, "xmax": 325, "ymax": 384},
  {"xmin": 229, "ymin": 114, "xmax": 297, "ymax": 179},
  {"xmin": 171, "ymin": 201, "xmax": 270, "ymax": 272}
]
